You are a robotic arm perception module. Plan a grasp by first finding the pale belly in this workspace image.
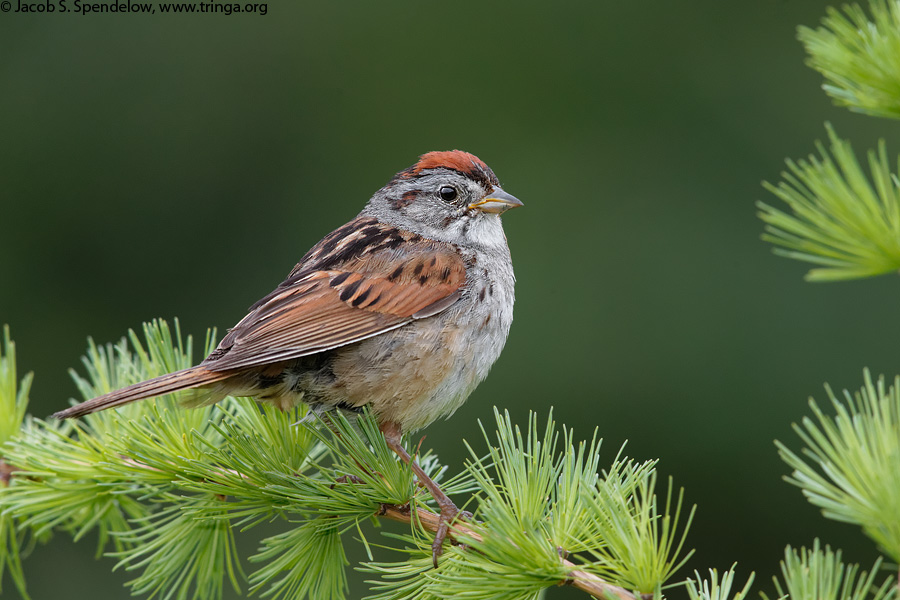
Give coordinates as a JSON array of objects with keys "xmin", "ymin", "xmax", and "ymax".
[{"xmin": 326, "ymin": 297, "xmax": 511, "ymax": 431}]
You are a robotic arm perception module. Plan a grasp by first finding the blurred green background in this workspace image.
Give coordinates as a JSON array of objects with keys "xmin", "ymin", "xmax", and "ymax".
[{"xmin": 2, "ymin": 1, "xmax": 898, "ymax": 598}]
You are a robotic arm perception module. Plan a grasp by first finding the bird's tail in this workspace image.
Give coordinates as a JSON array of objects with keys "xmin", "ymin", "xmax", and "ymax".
[{"xmin": 53, "ymin": 366, "xmax": 233, "ymax": 419}]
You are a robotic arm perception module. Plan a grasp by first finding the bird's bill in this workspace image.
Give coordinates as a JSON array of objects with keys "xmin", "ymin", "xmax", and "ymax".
[{"xmin": 468, "ymin": 188, "xmax": 524, "ymax": 214}]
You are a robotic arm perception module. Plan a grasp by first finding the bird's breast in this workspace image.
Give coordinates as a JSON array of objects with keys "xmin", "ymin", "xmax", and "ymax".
[{"xmin": 324, "ymin": 247, "xmax": 515, "ymax": 431}]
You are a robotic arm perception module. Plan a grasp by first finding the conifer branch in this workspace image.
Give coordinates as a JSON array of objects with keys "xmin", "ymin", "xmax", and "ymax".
[
  {"xmin": 376, "ymin": 502, "xmax": 638, "ymax": 600},
  {"xmin": 0, "ymin": 320, "xmax": 697, "ymax": 600},
  {"xmin": 760, "ymin": 7, "xmax": 900, "ymax": 594},
  {"xmin": 60, "ymin": 448, "xmax": 641, "ymax": 599},
  {"xmin": 98, "ymin": 447, "xmax": 640, "ymax": 599}
]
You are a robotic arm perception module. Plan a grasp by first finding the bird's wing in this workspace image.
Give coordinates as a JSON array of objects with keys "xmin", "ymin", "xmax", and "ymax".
[{"xmin": 202, "ymin": 224, "xmax": 467, "ymax": 371}]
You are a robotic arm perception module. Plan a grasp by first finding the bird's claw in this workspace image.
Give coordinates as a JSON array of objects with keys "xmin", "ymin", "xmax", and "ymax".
[{"xmin": 431, "ymin": 503, "xmax": 470, "ymax": 567}]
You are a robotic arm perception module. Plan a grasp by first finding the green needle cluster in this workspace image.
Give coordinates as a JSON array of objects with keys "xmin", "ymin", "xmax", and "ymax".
[
  {"xmin": 777, "ymin": 371, "xmax": 900, "ymax": 563},
  {"xmin": 758, "ymin": 125, "xmax": 900, "ymax": 281},
  {"xmin": 0, "ymin": 320, "xmax": 696, "ymax": 600},
  {"xmin": 362, "ymin": 410, "xmax": 694, "ymax": 600},
  {"xmin": 759, "ymin": 0, "xmax": 900, "ymax": 280},
  {"xmin": 763, "ymin": 541, "xmax": 895, "ymax": 600},
  {"xmin": 0, "ymin": 326, "xmax": 32, "ymax": 599},
  {"xmin": 686, "ymin": 566, "xmax": 754, "ymax": 600},
  {"xmin": 799, "ymin": 0, "xmax": 900, "ymax": 119},
  {"xmin": 758, "ymin": 5, "xmax": 900, "ymax": 595}
]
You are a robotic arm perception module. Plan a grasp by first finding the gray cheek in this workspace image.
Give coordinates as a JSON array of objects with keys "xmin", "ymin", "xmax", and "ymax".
[{"xmin": 445, "ymin": 216, "xmax": 470, "ymax": 239}]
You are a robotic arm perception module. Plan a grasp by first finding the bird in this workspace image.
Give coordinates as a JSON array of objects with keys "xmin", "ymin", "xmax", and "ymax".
[{"xmin": 53, "ymin": 150, "xmax": 522, "ymax": 561}]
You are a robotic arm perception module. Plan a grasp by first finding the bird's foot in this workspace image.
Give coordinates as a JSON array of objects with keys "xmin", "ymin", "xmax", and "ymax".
[{"xmin": 431, "ymin": 501, "xmax": 472, "ymax": 566}]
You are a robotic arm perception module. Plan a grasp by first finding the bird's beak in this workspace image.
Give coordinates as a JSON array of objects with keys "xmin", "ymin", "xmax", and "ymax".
[{"xmin": 468, "ymin": 187, "xmax": 524, "ymax": 214}]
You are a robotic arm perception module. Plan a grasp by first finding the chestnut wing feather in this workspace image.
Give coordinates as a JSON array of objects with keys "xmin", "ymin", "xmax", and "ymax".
[{"xmin": 202, "ymin": 245, "xmax": 466, "ymax": 371}]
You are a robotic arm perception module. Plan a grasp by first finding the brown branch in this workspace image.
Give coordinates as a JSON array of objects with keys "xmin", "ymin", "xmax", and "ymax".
[{"xmin": 379, "ymin": 503, "xmax": 638, "ymax": 600}]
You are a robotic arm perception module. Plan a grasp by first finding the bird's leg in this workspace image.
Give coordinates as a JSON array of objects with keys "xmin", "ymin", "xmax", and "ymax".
[{"xmin": 380, "ymin": 420, "xmax": 461, "ymax": 567}]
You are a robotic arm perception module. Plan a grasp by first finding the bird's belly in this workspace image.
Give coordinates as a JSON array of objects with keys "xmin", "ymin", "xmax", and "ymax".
[{"xmin": 322, "ymin": 303, "xmax": 510, "ymax": 431}]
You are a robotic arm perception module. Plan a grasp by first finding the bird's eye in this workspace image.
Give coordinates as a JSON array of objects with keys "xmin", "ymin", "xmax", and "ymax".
[{"xmin": 439, "ymin": 186, "xmax": 458, "ymax": 202}]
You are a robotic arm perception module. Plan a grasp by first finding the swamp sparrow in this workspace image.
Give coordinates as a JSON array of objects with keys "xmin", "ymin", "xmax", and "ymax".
[{"xmin": 55, "ymin": 150, "xmax": 522, "ymax": 561}]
